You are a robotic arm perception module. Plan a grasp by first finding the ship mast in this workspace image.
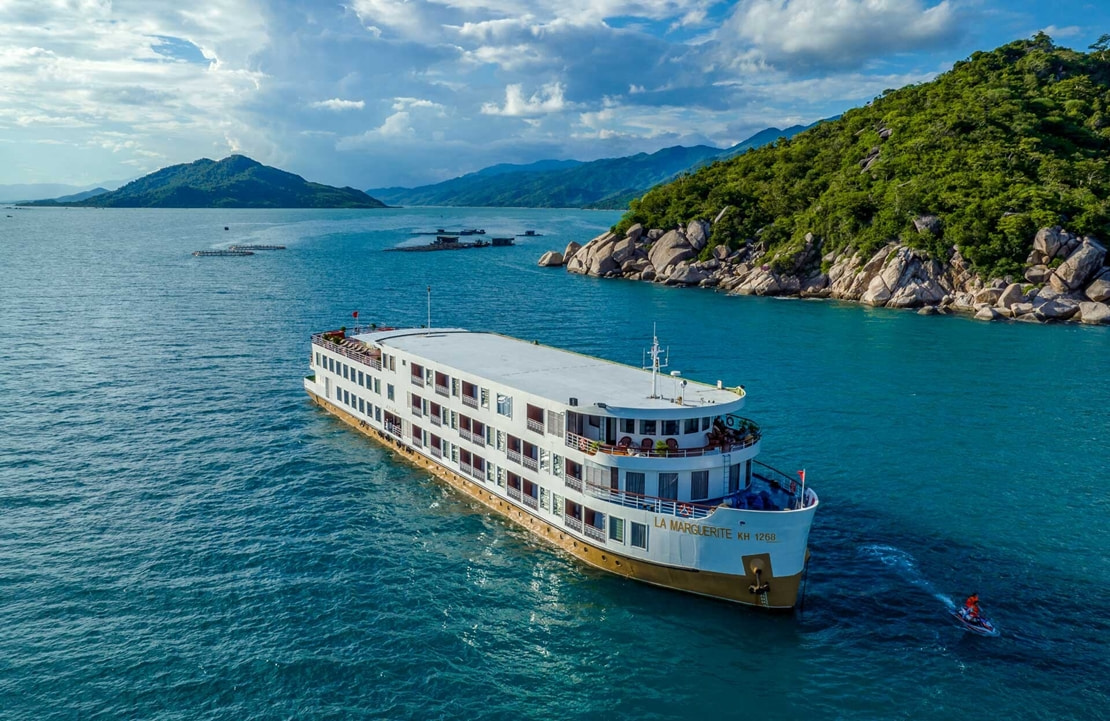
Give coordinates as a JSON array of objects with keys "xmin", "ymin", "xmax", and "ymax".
[{"xmin": 643, "ymin": 324, "xmax": 669, "ymax": 399}]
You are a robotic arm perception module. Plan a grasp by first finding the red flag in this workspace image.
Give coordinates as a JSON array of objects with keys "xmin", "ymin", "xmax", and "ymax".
[
  {"xmin": 352, "ymin": 311, "xmax": 358, "ymax": 319},
  {"xmin": 797, "ymin": 470, "xmax": 805, "ymax": 483}
]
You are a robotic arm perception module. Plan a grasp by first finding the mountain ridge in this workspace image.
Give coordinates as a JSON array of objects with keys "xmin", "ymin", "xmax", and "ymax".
[{"xmin": 25, "ymin": 155, "xmax": 386, "ymax": 209}]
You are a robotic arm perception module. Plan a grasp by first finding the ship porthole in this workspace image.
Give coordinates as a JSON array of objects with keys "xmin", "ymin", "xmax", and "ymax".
[{"xmin": 601, "ymin": 555, "xmax": 606, "ymax": 561}]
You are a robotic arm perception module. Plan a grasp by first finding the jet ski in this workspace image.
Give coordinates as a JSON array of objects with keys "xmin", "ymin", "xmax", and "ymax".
[{"xmin": 951, "ymin": 606, "xmax": 999, "ymax": 636}]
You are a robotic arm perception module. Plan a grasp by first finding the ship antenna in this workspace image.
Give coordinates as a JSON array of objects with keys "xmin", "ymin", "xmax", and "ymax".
[
  {"xmin": 427, "ymin": 285, "xmax": 431, "ymax": 329},
  {"xmin": 643, "ymin": 323, "xmax": 669, "ymax": 399}
]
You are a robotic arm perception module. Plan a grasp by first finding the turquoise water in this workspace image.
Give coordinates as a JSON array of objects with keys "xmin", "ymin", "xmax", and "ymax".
[{"xmin": 1, "ymin": 207, "xmax": 1107, "ymax": 719}]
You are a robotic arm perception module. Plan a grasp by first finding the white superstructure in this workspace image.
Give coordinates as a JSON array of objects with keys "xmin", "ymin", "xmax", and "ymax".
[{"xmin": 304, "ymin": 326, "xmax": 818, "ymax": 608}]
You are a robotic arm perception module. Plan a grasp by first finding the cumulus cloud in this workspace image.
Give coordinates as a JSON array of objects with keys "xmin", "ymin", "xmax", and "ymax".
[
  {"xmin": 311, "ymin": 98, "xmax": 366, "ymax": 110},
  {"xmin": 481, "ymin": 82, "xmax": 568, "ymax": 116},
  {"xmin": 723, "ymin": 0, "xmax": 960, "ymax": 70}
]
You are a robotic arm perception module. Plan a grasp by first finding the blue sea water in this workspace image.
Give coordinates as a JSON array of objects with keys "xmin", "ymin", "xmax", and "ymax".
[{"xmin": 1, "ymin": 207, "xmax": 1108, "ymax": 720}]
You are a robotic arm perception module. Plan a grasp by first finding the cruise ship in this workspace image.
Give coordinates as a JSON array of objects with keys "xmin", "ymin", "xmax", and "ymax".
[{"xmin": 304, "ymin": 326, "xmax": 819, "ymax": 609}]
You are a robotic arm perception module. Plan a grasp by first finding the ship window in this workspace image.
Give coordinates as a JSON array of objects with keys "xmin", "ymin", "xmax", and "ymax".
[
  {"xmin": 359, "ymin": 397, "xmax": 365, "ymax": 414},
  {"xmin": 691, "ymin": 470, "xmax": 709, "ymax": 500},
  {"xmin": 387, "ymin": 384, "xmax": 394, "ymax": 401},
  {"xmin": 315, "ymin": 352, "xmax": 320, "ymax": 367},
  {"xmin": 658, "ymin": 473, "xmax": 678, "ymax": 500},
  {"xmin": 662, "ymin": 419, "xmax": 679, "ymax": 435},
  {"xmin": 552, "ymin": 494, "xmax": 563, "ymax": 518},
  {"xmin": 540, "ymin": 487, "xmax": 549, "ymax": 510},
  {"xmin": 343, "ymin": 390, "xmax": 350, "ymax": 405},
  {"xmin": 540, "ymin": 449, "xmax": 549, "ymax": 472},
  {"xmin": 619, "ymin": 418, "xmax": 635, "ymax": 433},
  {"xmin": 481, "ymin": 388, "xmax": 489, "ymax": 408},
  {"xmin": 639, "ymin": 419, "xmax": 657, "ymax": 435},
  {"xmin": 375, "ymin": 407, "xmax": 381, "ymax": 422},
  {"xmin": 450, "ymin": 411, "xmax": 457, "ymax": 430},
  {"xmin": 546, "ymin": 410, "xmax": 565, "ymax": 437},
  {"xmin": 552, "ymin": 453, "xmax": 563, "ymax": 477},
  {"xmin": 702, "ymin": 417, "xmax": 711, "ymax": 431},
  {"xmin": 497, "ymin": 467, "xmax": 505, "ymax": 488},
  {"xmin": 496, "ymin": 394, "xmax": 512, "ymax": 417},
  {"xmin": 486, "ymin": 463, "xmax": 495, "ymax": 482},
  {"xmin": 684, "ymin": 418, "xmax": 699, "ymax": 434},
  {"xmin": 609, "ymin": 517, "xmax": 625, "ymax": 542},
  {"xmin": 451, "ymin": 445, "xmax": 458, "ymax": 463},
  {"xmin": 625, "ymin": 472, "xmax": 645, "ymax": 495},
  {"xmin": 496, "ymin": 430, "xmax": 505, "ymax": 451},
  {"xmin": 630, "ymin": 522, "xmax": 647, "ymax": 549},
  {"xmin": 451, "ymin": 378, "xmax": 459, "ymax": 396},
  {"xmin": 342, "ymin": 364, "xmax": 348, "ymax": 380},
  {"xmin": 729, "ymin": 463, "xmax": 742, "ymax": 493},
  {"xmin": 389, "ymin": 355, "xmax": 395, "ymax": 372},
  {"xmin": 374, "ymin": 378, "xmax": 381, "ymax": 394},
  {"xmin": 358, "ymin": 370, "xmax": 364, "ymax": 386}
]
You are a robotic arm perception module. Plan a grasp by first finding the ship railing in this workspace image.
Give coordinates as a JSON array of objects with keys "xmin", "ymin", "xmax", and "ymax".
[
  {"xmin": 507, "ymin": 485, "xmax": 522, "ymax": 501},
  {"xmin": 526, "ymin": 418, "xmax": 545, "ymax": 434},
  {"xmin": 522, "ymin": 493, "xmax": 538, "ymax": 510},
  {"xmin": 460, "ymin": 461, "xmax": 474, "ymax": 477},
  {"xmin": 583, "ymin": 524, "xmax": 606, "ymax": 544},
  {"xmin": 435, "ymin": 383, "xmax": 449, "ymax": 397},
  {"xmin": 470, "ymin": 466, "xmax": 486, "ymax": 481},
  {"xmin": 462, "ymin": 394, "xmax": 479, "ymax": 409},
  {"xmin": 385, "ymin": 422, "xmax": 403, "ymax": 438},
  {"xmin": 564, "ymin": 474, "xmax": 583, "ymax": 492},
  {"xmin": 584, "ymin": 482, "xmax": 716, "ymax": 520},
  {"xmin": 752, "ymin": 460, "xmax": 816, "ymax": 510},
  {"xmin": 312, "ymin": 333, "xmax": 382, "ymax": 370},
  {"xmin": 522, "ymin": 455, "xmax": 538, "ymax": 472},
  {"xmin": 430, "ymin": 414, "xmax": 442, "ymax": 427},
  {"xmin": 506, "ymin": 449, "xmax": 522, "ymax": 464},
  {"xmin": 565, "ymin": 428, "xmax": 760, "ymax": 458},
  {"xmin": 458, "ymin": 428, "xmax": 473, "ymax": 443},
  {"xmin": 410, "ymin": 405, "xmax": 422, "ymax": 417},
  {"xmin": 430, "ymin": 445, "xmax": 442, "ymax": 459},
  {"xmin": 564, "ymin": 515, "xmax": 583, "ymax": 533},
  {"xmin": 411, "ymin": 374, "xmax": 424, "ymax": 387}
]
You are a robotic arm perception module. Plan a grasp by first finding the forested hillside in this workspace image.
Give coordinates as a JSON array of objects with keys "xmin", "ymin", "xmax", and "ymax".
[{"xmin": 617, "ymin": 35, "xmax": 1110, "ymax": 278}]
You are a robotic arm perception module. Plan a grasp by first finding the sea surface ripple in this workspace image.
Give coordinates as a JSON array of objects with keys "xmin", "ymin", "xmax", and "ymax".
[{"xmin": 1, "ymin": 208, "xmax": 1107, "ymax": 720}]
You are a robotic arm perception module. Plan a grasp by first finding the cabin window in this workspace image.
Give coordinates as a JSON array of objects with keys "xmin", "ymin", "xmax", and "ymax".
[
  {"xmin": 343, "ymin": 390, "xmax": 349, "ymax": 405},
  {"xmin": 375, "ymin": 407, "xmax": 381, "ymax": 422},
  {"xmin": 630, "ymin": 522, "xmax": 647, "ymax": 549},
  {"xmin": 540, "ymin": 449, "xmax": 549, "ymax": 472},
  {"xmin": 546, "ymin": 411, "xmax": 565, "ymax": 438},
  {"xmin": 658, "ymin": 472, "xmax": 678, "ymax": 500},
  {"xmin": 389, "ymin": 355, "xmax": 395, "ymax": 372},
  {"xmin": 450, "ymin": 445, "xmax": 458, "ymax": 463},
  {"xmin": 374, "ymin": 378, "xmax": 381, "ymax": 394},
  {"xmin": 702, "ymin": 417, "xmax": 711, "ymax": 431},
  {"xmin": 619, "ymin": 418, "xmax": 635, "ymax": 433},
  {"xmin": 387, "ymin": 384, "xmax": 394, "ymax": 401},
  {"xmin": 314, "ymin": 352, "xmax": 320, "ymax": 367},
  {"xmin": 342, "ymin": 364, "xmax": 349, "ymax": 380},
  {"xmin": 540, "ymin": 488, "xmax": 549, "ymax": 510},
  {"xmin": 729, "ymin": 463, "xmax": 742, "ymax": 493},
  {"xmin": 639, "ymin": 419, "xmax": 657, "ymax": 435},
  {"xmin": 451, "ymin": 378, "xmax": 460, "ymax": 397},
  {"xmin": 609, "ymin": 517, "xmax": 625, "ymax": 543},
  {"xmin": 496, "ymin": 430, "xmax": 505, "ymax": 451},
  {"xmin": 496, "ymin": 467, "xmax": 505, "ymax": 488},
  {"xmin": 486, "ymin": 463, "xmax": 495, "ymax": 482},
  {"xmin": 662, "ymin": 419, "xmax": 679, "ymax": 435},
  {"xmin": 551, "ymin": 494, "xmax": 563, "ymax": 518},
  {"xmin": 497, "ymin": 394, "xmax": 512, "ymax": 417},
  {"xmin": 450, "ymin": 411, "xmax": 458, "ymax": 430},
  {"xmin": 684, "ymin": 418, "xmax": 699, "ymax": 434},
  {"xmin": 359, "ymin": 398, "xmax": 365, "ymax": 414},
  {"xmin": 481, "ymin": 388, "xmax": 490, "ymax": 408},
  {"xmin": 691, "ymin": 470, "xmax": 709, "ymax": 500},
  {"xmin": 358, "ymin": 370, "xmax": 364, "ymax": 386},
  {"xmin": 552, "ymin": 453, "xmax": 563, "ymax": 477},
  {"xmin": 625, "ymin": 471, "xmax": 645, "ymax": 495}
]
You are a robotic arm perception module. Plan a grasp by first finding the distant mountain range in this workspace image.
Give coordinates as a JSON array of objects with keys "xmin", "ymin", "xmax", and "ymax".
[
  {"xmin": 25, "ymin": 155, "xmax": 386, "ymax": 209},
  {"xmin": 368, "ymin": 124, "xmax": 816, "ymax": 209},
  {"xmin": 0, "ymin": 182, "xmax": 119, "ymax": 204}
]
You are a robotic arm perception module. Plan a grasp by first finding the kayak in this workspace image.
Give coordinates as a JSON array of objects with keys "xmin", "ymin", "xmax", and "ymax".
[{"xmin": 951, "ymin": 606, "xmax": 1000, "ymax": 637}]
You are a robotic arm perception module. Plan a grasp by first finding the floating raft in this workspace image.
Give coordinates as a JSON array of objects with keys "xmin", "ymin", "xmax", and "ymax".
[
  {"xmin": 229, "ymin": 244, "xmax": 285, "ymax": 251},
  {"xmin": 517, "ymin": 230, "xmax": 542, "ymax": 236},
  {"xmin": 386, "ymin": 238, "xmax": 504, "ymax": 252},
  {"xmin": 192, "ymin": 250, "xmax": 254, "ymax": 257},
  {"xmin": 410, "ymin": 228, "xmax": 486, "ymax": 236}
]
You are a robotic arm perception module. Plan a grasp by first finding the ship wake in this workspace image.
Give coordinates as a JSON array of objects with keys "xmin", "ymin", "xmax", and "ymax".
[{"xmin": 858, "ymin": 543, "xmax": 955, "ymax": 610}]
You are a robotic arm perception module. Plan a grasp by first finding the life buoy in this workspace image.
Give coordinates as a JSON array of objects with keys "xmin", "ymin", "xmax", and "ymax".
[{"xmin": 679, "ymin": 504, "xmax": 692, "ymax": 517}]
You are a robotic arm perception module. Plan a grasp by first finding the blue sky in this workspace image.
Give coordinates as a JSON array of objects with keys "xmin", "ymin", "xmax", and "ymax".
[{"xmin": 1, "ymin": 0, "xmax": 1107, "ymax": 190}]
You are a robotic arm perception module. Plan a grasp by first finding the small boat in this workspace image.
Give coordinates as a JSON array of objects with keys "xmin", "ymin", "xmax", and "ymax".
[
  {"xmin": 518, "ymin": 230, "xmax": 542, "ymax": 236},
  {"xmin": 192, "ymin": 250, "xmax": 254, "ymax": 257},
  {"xmin": 951, "ymin": 606, "xmax": 999, "ymax": 636},
  {"xmin": 491, "ymin": 237, "xmax": 514, "ymax": 246},
  {"xmin": 229, "ymin": 244, "xmax": 286, "ymax": 251}
]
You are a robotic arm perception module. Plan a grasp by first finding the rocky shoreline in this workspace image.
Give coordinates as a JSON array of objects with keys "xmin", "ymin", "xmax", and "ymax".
[{"xmin": 538, "ymin": 220, "xmax": 1110, "ymax": 325}]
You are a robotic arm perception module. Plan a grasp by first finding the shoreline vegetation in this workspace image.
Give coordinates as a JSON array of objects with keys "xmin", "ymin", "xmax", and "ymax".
[{"xmin": 542, "ymin": 35, "xmax": 1110, "ymax": 326}]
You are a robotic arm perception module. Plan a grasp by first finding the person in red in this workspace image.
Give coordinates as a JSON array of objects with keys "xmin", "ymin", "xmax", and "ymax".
[{"xmin": 964, "ymin": 593, "xmax": 981, "ymax": 619}]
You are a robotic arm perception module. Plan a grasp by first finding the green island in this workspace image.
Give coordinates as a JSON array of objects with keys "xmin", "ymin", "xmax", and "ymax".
[
  {"xmin": 545, "ymin": 34, "xmax": 1110, "ymax": 325},
  {"xmin": 26, "ymin": 155, "xmax": 387, "ymax": 209}
]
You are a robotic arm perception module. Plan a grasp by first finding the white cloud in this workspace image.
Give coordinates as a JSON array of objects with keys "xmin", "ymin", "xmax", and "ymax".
[
  {"xmin": 724, "ymin": 0, "xmax": 959, "ymax": 69},
  {"xmin": 481, "ymin": 82, "xmax": 568, "ymax": 116},
  {"xmin": 311, "ymin": 98, "xmax": 366, "ymax": 110}
]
